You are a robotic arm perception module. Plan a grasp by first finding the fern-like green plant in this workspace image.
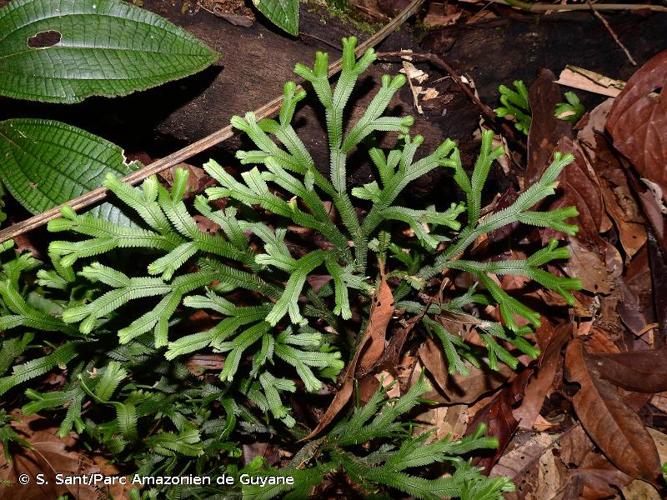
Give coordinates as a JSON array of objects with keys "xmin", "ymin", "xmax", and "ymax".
[
  {"xmin": 27, "ymin": 36, "xmax": 580, "ymax": 425},
  {"xmin": 241, "ymin": 377, "xmax": 514, "ymax": 500},
  {"xmin": 554, "ymin": 91, "xmax": 585, "ymax": 123},
  {"xmin": 496, "ymin": 80, "xmax": 585, "ymax": 133},
  {"xmin": 495, "ymin": 80, "xmax": 531, "ymax": 135},
  {"xmin": 0, "ymin": 39, "xmax": 581, "ymax": 493}
]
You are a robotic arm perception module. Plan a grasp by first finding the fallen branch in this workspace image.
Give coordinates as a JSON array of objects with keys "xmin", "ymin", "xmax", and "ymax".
[
  {"xmin": 587, "ymin": 0, "xmax": 637, "ymax": 66},
  {"xmin": 493, "ymin": 0, "xmax": 667, "ymax": 13},
  {"xmin": 0, "ymin": 0, "xmax": 425, "ymax": 243}
]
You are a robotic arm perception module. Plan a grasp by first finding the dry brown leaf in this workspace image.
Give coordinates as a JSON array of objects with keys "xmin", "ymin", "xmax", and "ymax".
[
  {"xmin": 158, "ymin": 163, "xmax": 214, "ymax": 197},
  {"xmin": 572, "ymin": 452, "xmax": 633, "ymax": 498},
  {"xmin": 514, "ymin": 323, "xmax": 571, "ymax": 430},
  {"xmin": 526, "ymin": 69, "xmax": 573, "ymax": 184},
  {"xmin": 501, "ymin": 436, "xmax": 567, "ymax": 500},
  {"xmin": 619, "ymin": 246, "xmax": 655, "ymax": 337},
  {"xmin": 589, "ymin": 348, "xmax": 667, "ymax": 393},
  {"xmin": 647, "ymin": 235, "xmax": 667, "ymax": 339},
  {"xmin": 558, "ymin": 424, "xmax": 633, "ymax": 498},
  {"xmin": 185, "ymin": 353, "xmax": 225, "ymax": 377},
  {"xmin": 302, "ymin": 267, "xmax": 394, "ymax": 440},
  {"xmin": 414, "ymin": 404, "xmax": 468, "ymax": 441},
  {"xmin": 377, "ymin": 314, "xmax": 422, "ymax": 373},
  {"xmin": 546, "ymin": 137, "xmax": 605, "ymax": 248},
  {"xmin": 557, "ymin": 65, "xmax": 625, "ymax": 98},
  {"xmin": 466, "ymin": 371, "xmax": 531, "ymax": 472},
  {"xmin": 577, "ymin": 98, "xmax": 614, "ymax": 148},
  {"xmin": 418, "ymin": 336, "xmax": 449, "ymax": 389},
  {"xmin": 647, "ymin": 427, "xmax": 667, "ymax": 465},
  {"xmin": 0, "ymin": 415, "xmax": 132, "ymax": 500},
  {"xmin": 419, "ymin": 336, "xmax": 513, "ymax": 404},
  {"xmin": 582, "ymin": 326, "xmax": 621, "ymax": 355},
  {"xmin": 565, "ymin": 338, "xmax": 661, "ymax": 483},
  {"xmin": 650, "ymin": 392, "xmax": 667, "ymax": 414},
  {"xmin": 490, "ymin": 432, "xmax": 557, "ymax": 480},
  {"xmin": 622, "ymin": 479, "xmax": 662, "ymax": 500},
  {"xmin": 607, "ymin": 50, "xmax": 667, "ymax": 202},
  {"xmin": 599, "ymin": 178, "xmax": 647, "ymax": 258},
  {"xmin": 578, "ymin": 100, "xmax": 648, "ymax": 258},
  {"xmin": 564, "ymin": 238, "xmax": 614, "ymax": 294},
  {"xmin": 423, "ymin": 2, "xmax": 462, "ymax": 28},
  {"xmin": 466, "ymin": 387, "xmax": 518, "ymax": 473},
  {"xmin": 357, "ymin": 269, "xmax": 393, "ymax": 375}
]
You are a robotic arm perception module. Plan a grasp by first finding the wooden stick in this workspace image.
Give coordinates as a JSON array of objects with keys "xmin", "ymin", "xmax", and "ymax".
[
  {"xmin": 587, "ymin": 0, "xmax": 637, "ymax": 66},
  {"xmin": 493, "ymin": 0, "xmax": 667, "ymax": 13},
  {"xmin": 0, "ymin": 0, "xmax": 425, "ymax": 243}
]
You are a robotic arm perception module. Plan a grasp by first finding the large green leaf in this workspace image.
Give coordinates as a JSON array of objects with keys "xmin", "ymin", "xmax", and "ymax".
[
  {"xmin": 253, "ymin": 0, "xmax": 299, "ymax": 36},
  {"xmin": 0, "ymin": 0, "xmax": 219, "ymax": 103},
  {"xmin": 0, "ymin": 118, "xmax": 141, "ymax": 224}
]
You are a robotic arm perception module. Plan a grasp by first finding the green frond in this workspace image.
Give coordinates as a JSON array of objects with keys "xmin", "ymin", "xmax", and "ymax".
[
  {"xmin": 0, "ymin": 332, "xmax": 34, "ymax": 375},
  {"xmin": 218, "ymin": 321, "xmax": 271, "ymax": 382},
  {"xmin": 147, "ymin": 427, "xmax": 204, "ymax": 457},
  {"xmin": 266, "ymin": 250, "xmax": 327, "ymax": 326},
  {"xmin": 0, "ymin": 280, "xmax": 70, "ymax": 332},
  {"xmin": 0, "ymin": 343, "xmax": 78, "ymax": 397},
  {"xmin": 93, "ymin": 361, "xmax": 128, "ymax": 402},
  {"xmin": 2, "ymin": 37, "xmax": 580, "ymax": 478}
]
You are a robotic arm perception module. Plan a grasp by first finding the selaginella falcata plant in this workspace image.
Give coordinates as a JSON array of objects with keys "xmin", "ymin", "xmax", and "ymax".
[{"xmin": 0, "ymin": 37, "xmax": 580, "ymax": 498}]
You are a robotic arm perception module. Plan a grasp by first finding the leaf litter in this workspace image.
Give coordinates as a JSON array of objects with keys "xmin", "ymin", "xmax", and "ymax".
[{"xmin": 469, "ymin": 50, "xmax": 667, "ymax": 499}]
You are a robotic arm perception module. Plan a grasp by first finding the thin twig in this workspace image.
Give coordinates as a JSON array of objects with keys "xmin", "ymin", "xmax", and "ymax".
[
  {"xmin": 377, "ymin": 50, "xmax": 526, "ymax": 151},
  {"xmin": 300, "ymin": 32, "xmax": 343, "ymax": 52},
  {"xmin": 0, "ymin": 0, "xmax": 425, "ymax": 243},
  {"xmin": 495, "ymin": 0, "xmax": 667, "ymax": 13},
  {"xmin": 587, "ymin": 0, "xmax": 637, "ymax": 66}
]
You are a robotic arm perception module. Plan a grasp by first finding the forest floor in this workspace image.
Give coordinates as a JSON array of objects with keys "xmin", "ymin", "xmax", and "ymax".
[{"xmin": 1, "ymin": 0, "xmax": 666, "ymax": 498}]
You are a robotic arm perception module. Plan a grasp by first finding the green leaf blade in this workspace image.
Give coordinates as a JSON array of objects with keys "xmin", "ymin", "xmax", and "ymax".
[
  {"xmin": 0, "ymin": 118, "xmax": 140, "ymax": 222},
  {"xmin": 0, "ymin": 0, "xmax": 219, "ymax": 103},
  {"xmin": 253, "ymin": 0, "xmax": 299, "ymax": 36}
]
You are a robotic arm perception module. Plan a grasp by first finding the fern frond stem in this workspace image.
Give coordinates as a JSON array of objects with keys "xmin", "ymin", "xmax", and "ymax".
[{"xmin": 331, "ymin": 192, "xmax": 364, "ymax": 269}]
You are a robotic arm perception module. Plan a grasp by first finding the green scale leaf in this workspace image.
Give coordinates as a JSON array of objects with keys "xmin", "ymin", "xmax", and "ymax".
[
  {"xmin": 0, "ymin": 118, "xmax": 140, "ymax": 223},
  {"xmin": 0, "ymin": 0, "xmax": 219, "ymax": 103}
]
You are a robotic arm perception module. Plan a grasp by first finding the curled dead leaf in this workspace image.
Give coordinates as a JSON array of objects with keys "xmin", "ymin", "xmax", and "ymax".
[
  {"xmin": 607, "ymin": 51, "xmax": 667, "ymax": 202},
  {"xmin": 302, "ymin": 266, "xmax": 394, "ymax": 440},
  {"xmin": 514, "ymin": 323, "xmax": 571, "ymax": 430},
  {"xmin": 357, "ymin": 271, "xmax": 393, "ymax": 375},
  {"xmin": 565, "ymin": 338, "xmax": 661, "ymax": 483},
  {"xmin": 589, "ymin": 348, "xmax": 667, "ymax": 393}
]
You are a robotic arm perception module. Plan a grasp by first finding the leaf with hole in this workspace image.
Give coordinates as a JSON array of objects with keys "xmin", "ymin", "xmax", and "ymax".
[
  {"xmin": 253, "ymin": 0, "xmax": 299, "ymax": 36},
  {"xmin": 0, "ymin": 0, "xmax": 219, "ymax": 103},
  {"xmin": 0, "ymin": 119, "xmax": 140, "ymax": 223}
]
